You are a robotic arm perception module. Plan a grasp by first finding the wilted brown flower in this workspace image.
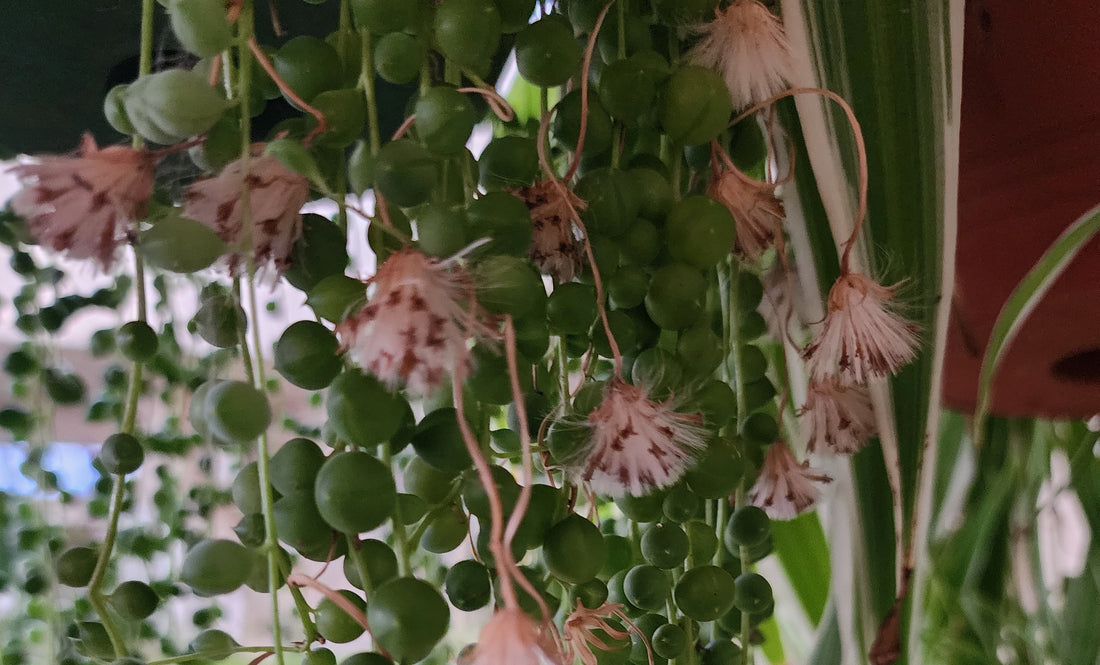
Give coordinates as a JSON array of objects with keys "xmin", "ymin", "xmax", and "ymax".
[{"xmin": 512, "ymin": 179, "xmax": 585, "ymax": 282}]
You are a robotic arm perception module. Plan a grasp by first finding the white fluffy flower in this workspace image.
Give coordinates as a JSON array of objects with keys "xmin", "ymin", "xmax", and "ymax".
[
  {"xmin": 576, "ymin": 379, "xmax": 708, "ymax": 497},
  {"xmin": 513, "ymin": 180, "xmax": 585, "ymax": 283},
  {"xmin": 687, "ymin": 0, "xmax": 794, "ymax": 110},
  {"xmin": 467, "ymin": 608, "xmax": 560, "ymax": 665},
  {"xmin": 183, "ymin": 152, "xmax": 308, "ymax": 272},
  {"xmin": 803, "ymin": 272, "xmax": 920, "ymax": 383},
  {"xmin": 9, "ymin": 134, "xmax": 155, "ymax": 269},
  {"xmin": 748, "ymin": 440, "xmax": 831, "ymax": 520},
  {"xmin": 707, "ymin": 163, "xmax": 785, "ymax": 262},
  {"xmin": 337, "ymin": 249, "xmax": 484, "ymax": 395},
  {"xmin": 800, "ymin": 377, "xmax": 876, "ymax": 455}
]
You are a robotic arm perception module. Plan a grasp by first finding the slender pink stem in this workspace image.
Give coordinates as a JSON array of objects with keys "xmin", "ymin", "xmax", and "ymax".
[
  {"xmin": 391, "ymin": 114, "xmax": 416, "ymax": 141},
  {"xmin": 497, "ymin": 316, "xmax": 556, "ymax": 623},
  {"xmin": 457, "ymin": 86, "xmax": 515, "ymax": 122},
  {"xmin": 207, "ymin": 53, "xmax": 223, "ymax": 87},
  {"xmin": 146, "ymin": 136, "xmax": 207, "ymax": 158},
  {"xmin": 502, "ymin": 316, "xmax": 533, "ymax": 554},
  {"xmin": 451, "ymin": 353, "xmax": 520, "ymax": 610},
  {"xmin": 248, "ymin": 39, "xmax": 328, "ymax": 144},
  {"xmin": 612, "ymin": 606, "xmax": 655, "ymax": 665},
  {"xmin": 287, "ymin": 574, "xmax": 366, "ymax": 629},
  {"xmin": 727, "ymin": 87, "xmax": 868, "ymax": 273}
]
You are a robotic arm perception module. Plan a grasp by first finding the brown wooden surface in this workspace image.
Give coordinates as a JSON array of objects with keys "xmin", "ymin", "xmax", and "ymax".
[{"xmin": 945, "ymin": 0, "xmax": 1100, "ymax": 417}]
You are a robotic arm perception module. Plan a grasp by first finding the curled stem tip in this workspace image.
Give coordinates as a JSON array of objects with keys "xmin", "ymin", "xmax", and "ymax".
[{"xmin": 727, "ymin": 86, "xmax": 868, "ymax": 272}]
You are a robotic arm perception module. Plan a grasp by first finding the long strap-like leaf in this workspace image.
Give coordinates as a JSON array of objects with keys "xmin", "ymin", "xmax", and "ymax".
[{"xmin": 972, "ymin": 204, "xmax": 1100, "ymax": 447}]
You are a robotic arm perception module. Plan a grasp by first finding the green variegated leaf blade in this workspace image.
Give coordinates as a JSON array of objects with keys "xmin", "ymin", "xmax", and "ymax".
[
  {"xmin": 780, "ymin": 0, "xmax": 964, "ymax": 662},
  {"xmin": 972, "ymin": 204, "xmax": 1100, "ymax": 446},
  {"xmin": 772, "ymin": 512, "xmax": 830, "ymax": 624}
]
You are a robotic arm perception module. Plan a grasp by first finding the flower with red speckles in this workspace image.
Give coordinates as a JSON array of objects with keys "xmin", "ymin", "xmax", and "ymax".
[
  {"xmin": 563, "ymin": 601, "xmax": 632, "ymax": 665},
  {"xmin": 801, "ymin": 377, "xmax": 876, "ymax": 455},
  {"xmin": 707, "ymin": 161, "xmax": 785, "ymax": 263},
  {"xmin": 513, "ymin": 180, "xmax": 585, "ymax": 282},
  {"xmin": 9, "ymin": 134, "xmax": 155, "ymax": 269},
  {"xmin": 748, "ymin": 440, "xmax": 831, "ymax": 520},
  {"xmin": 465, "ymin": 607, "xmax": 561, "ymax": 665},
  {"xmin": 337, "ymin": 249, "xmax": 487, "ymax": 395},
  {"xmin": 575, "ymin": 378, "xmax": 708, "ymax": 497},
  {"xmin": 687, "ymin": 0, "xmax": 794, "ymax": 110},
  {"xmin": 183, "ymin": 152, "xmax": 308, "ymax": 272},
  {"xmin": 803, "ymin": 272, "xmax": 920, "ymax": 383}
]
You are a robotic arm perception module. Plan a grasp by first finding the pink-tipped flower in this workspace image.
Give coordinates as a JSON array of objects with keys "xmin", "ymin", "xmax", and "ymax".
[
  {"xmin": 513, "ymin": 180, "xmax": 585, "ymax": 282},
  {"xmin": 8, "ymin": 134, "xmax": 155, "ymax": 269},
  {"xmin": 748, "ymin": 440, "xmax": 831, "ymax": 520},
  {"xmin": 803, "ymin": 272, "xmax": 920, "ymax": 383},
  {"xmin": 576, "ymin": 379, "xmax": 708, "ymax": 497},
  {"xmin": 183, "ymin": 152, "xmax": 309, "ymax": 272},
  {"xmin": 707, "ymin": 162, "xmax": 785, "ymax": 263},
  {"xmin": 687, "ymin": 0, "xmax": 794, "ymax": 110},
  {"xmin": 466, "ymin": 607, "xmax": 561, "ymax": 665},
  {"xmin": 563, "ymin": 601, "xmax": 632, "ymax": 665},
  {"xmin": 800, "ymin": 377, "xmax": 876, "ymax": 455},
  {"xmin": 337, "ymin": 249, "xmax": 486, "ymax": 395}
]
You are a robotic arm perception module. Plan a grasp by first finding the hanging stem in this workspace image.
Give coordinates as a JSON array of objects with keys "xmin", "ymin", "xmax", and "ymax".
[
  {"xmin": 86, "ymin": 0, "xmax": 157, "ymax": 655},
  {"xmin": 381, "ymin": 441, "xmax": 411, "ymax": 576},
  {"xmin": 720, "ymin": 259, "xmax": 753, "ymax": 665},
  {"xmin": 358, "ymin": 28, "xmax": 383, "ymax": 155}
]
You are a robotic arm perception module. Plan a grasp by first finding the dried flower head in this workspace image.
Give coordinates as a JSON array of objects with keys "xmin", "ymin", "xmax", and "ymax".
[
  {"xmin": 803, "ymin": 272, "xmax": 920, "ymax": 383},
  {"xmin": 337, "ymin": 249, "xmax": 487, "ymax": 395},
  {"xmin": 707, "ymin": 162, "xmax": 785, "ymax": 262},
  {"xmin": 512, "ymin": 180, "xmax": 585, "ymax": 282},
  {"xmin": 800, "ymin": 377, "xmax": 876, "ymax": 455},
  {"xmin": 563, "ymin": 601, "xmax": 632, "ymax": 665},
  {"xmin": 183, "ymin": 152, "xmax": 309, "ymax": 272},
  {"xmin": 687, "ymin": 0, "xmax": 794, "ymax": 110},
  {"xmin": 465, "ymin": 607, "xmax": 560, "ymax": 665},
  {"xmin": 575, "ymin": 378, "xmax": 708, "ymax": 497},
  {"xmin": 748, "ymin": 440, "xmax": 832, "ymax": 520},
  {"xmin": 8, "ymin": 134, "xmax": 155, "ymax": 269}
]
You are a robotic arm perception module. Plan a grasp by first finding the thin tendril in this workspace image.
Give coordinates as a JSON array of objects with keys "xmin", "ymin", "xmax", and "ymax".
[
  {"xmin": 391, "ymin": 114, "xmax": 416, "ymax": 141},
  {"xmin": 564, "ymin": 0, "xmax": 616, "ymax": 183}
]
